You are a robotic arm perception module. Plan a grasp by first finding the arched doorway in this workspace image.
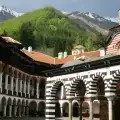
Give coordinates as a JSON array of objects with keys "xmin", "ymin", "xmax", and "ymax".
[
  {"xmin": 46, "ymin": 81, "xmax": 65, "ymax": 119},
  {"xmin": 1, "ymin": 97, "xmax": 7, "ymax": 116},
  {"xmin": 16, "ymin": 99, "xmax": 21, "ymax": 117},
  {"xmin": 73, "ymin": 102, "xmax": 79, "ymax": 117},
  {"xmin": 12, "ymin": 98, "xmax": 17, "ymax": 117},
  {"xmin": 38, "ymin": 101, "xmax": 45, "ymax": 117},
  {"xmin": 7, "ymin": 97, "xmax": 12, "ymax": 117},
  {"xmin": 55, "ymin": 101, "xmax": 61, "ymax": 117},
  {"xmin": 96, "ymin": 77, "xmax": 108, "ymax": 120},
  {"xmin": 62, "ymin": 102, "xmax": 69, "ymax": 117},
  {"xmin": 29, "ymin": 101, "xmax": 37, "ymax": 117},
  {"xmin": 21, "ymin": 100, "xmax": 26, "ymax": 116}
]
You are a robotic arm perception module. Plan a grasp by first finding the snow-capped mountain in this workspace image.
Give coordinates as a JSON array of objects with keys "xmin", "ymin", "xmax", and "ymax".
[
  {"xmin": 105, "ymin": 17, "xmax": 118, "ymax": 23},
  {"xmin": 0, "ymin": 5, "xmax": 23, "ymax": 22},
  {"xmin": 66, "ymin": 11, "xmax": 118, "ymax": 35}
]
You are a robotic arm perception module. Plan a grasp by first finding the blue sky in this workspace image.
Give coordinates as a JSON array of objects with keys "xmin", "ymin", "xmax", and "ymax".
[{"xmin": 0, "ymin": 0, "xmax": 120, "ymax": 17}]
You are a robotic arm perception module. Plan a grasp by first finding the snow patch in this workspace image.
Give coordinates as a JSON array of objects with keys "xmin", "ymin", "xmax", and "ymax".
[
  {"xmin": 85, "ymin": 12, "xmax": 95, "ymax": 19},
  {"xmin": 105, "ymin": 17, "xmax": 118, "ymax": 23},
  {"xmin": 0, "ymin": 5, "xmax": 23, "ymax": 17}
]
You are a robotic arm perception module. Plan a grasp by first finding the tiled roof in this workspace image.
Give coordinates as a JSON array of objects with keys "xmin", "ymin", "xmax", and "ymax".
[
  {"xmin": 1, "ymin": 36, "xmax": 22, "ymax": 44},
  {"xmin": 55, "ymin": 51, "xmax": 100, "ymax": 64},
  {"xmin": 23, "ymin": 50, "xmax": 55, "ymax": 64},
  {"xmin": 23, "ymin": 49, "xmax": 100, "ymax": 65}
]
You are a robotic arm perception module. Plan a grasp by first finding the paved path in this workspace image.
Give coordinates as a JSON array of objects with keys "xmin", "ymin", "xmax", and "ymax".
[{"xmin": 0, "ymin": 117, "xmax": 100, "ymax": 120}]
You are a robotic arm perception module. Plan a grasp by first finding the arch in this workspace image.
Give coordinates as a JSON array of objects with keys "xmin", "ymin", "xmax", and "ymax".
[
  {"xmin": 7, "ymin": 97, "xmax": 12, "ymax": 105},
  {"xmin": 29, "ymin": 101, "xmax": 37, "ymax": 117},
  {"xmin": 62, "ymin": 102, "xmax": 69, "ymax": 117},
  {"xmin": 1, "ymin": 97, "xmax": 7, "ymax": 105},
  {"xmin": 45, "ymin": 79, "xmax": 66, "ymax": 120},
  {"xmin": 38, "ymin": 101, "xmax": 45, "ymax": 117},
  {"xmin": 90, "ymin": 73, "xmax": 106, "ymax": 97},
  {"xmin": 22, "ymin": 99, "xmax": 26, "ymax": 106},
  {"xmin": 13, "ymin": 98, "xmax": 17, "ymax": 105},
  {"xmin": 68, "ymin": 78, "xmax": 86, "ymax": 98},
  {"xmin": 16, "ymin": 99, "xmax": 21, "ymax": 117},
  {"xmin": 12, "ymin": 98, "xmax": 17, "ymax": 117},
  {"xmin": 73, "ymin": 102, "xmax": 79, "ymax": 117}
]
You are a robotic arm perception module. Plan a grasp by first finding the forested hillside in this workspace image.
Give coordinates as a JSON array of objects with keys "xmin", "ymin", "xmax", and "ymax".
[{"xmin": 0, "ymin": 7, "xmax": 106, "ymax": 57}]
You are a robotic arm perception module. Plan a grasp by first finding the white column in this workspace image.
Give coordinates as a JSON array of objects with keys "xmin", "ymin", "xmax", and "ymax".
[
  {"xmin": 20, "ymin": 80, "xmax": 22, "ymax": 93},
  {"xmin": 60, "ymin": 104, "xmax": 63, "ymax": 117},
  {"xmin": 19, "ymin": 107, "xmax": 21, "ymax": 117},
  {"xmin": 15, "ymin": 78, "xmax": 18, "ymax": 95},
  {"xmin": 11, "ymin": 77, "xmax": 14, "ymax": 95},
  {"xmin": 27, "ymin": 80, "xmax": 30, "ymax": 98},
  {"xmin": 36, "ymin": 80, "xmax": 39, "ymax": 98},
  {"xmin": 3, "ymin": 105, "xmax": 6, "ymax": 116},
  {"xmin": 24, "ymin": 80, "xmax": 26, "ymax": 97},
  {"xmin": 107, "ymin": 97, "xmax": 114, "ymax": 120},
  {"xmin": 69, "ymin": 99, "xmax": 72, "ymax": 120},
  {"xmin": 14, "ymin": 106, "xmax": 17, "ymax": 117},
  {"xmin": 89, "ymin": 98, "xmax": 93, "ymax": 120},
  {"xmin": 61, "ymin": 86, "xmax": 64, "ymax": 99},
  {"xmin": 9, "ymin": 105, "xmax": 12, "ymax": 117}
]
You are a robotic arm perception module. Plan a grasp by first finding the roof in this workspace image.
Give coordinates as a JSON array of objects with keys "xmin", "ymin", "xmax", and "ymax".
[
  {"xmin": 23, "ymin": 50, "xmax": 55, "ymax": 64},
  {"xmin": 1, "ymin": 36, "xmax": 22, "ymax": 44},
  {"xmin": 73, "ymin": 45, "xmax": 85, "ymax": 49},
  {"xmin": 61, "ymin": 59, "xmax": 84, "ymax": 68},
  {"xmin": 55, "ymin": 50, "xmax": 100, "ymax": 64}
]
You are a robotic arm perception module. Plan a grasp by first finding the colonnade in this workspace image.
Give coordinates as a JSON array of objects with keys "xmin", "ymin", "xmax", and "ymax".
[{"xmin": 0, "ymin": 62, "xmax": 45, "ymax": 99}]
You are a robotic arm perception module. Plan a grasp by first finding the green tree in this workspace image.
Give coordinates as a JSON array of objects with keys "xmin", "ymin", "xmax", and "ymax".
[{"xmin": 19, "ymin": 21, "xmax": 35, "ymax": 49}]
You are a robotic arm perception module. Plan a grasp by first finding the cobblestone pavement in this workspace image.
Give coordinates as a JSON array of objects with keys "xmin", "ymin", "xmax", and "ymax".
[{"xmin": 1, "ymin": 117, "xmax": 100, "ymax": 120}]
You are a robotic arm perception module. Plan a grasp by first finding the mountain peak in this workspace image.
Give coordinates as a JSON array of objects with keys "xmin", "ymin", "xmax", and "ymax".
[{"xmin": 0, "ymin": 5, "xmax": 23, "ymax": 17}]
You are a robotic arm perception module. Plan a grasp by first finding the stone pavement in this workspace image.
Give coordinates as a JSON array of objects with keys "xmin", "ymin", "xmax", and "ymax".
[{"xmin": 1, "ymin": 117, "xmax": 100, "ymax": 120}]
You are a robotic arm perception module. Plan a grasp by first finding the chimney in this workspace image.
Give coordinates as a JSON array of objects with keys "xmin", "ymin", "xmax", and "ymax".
[
  {"xmin": 28, "ymin": 46, "xmax": 32, "ymax": 52},
  {"xmin": 118, "ymin": 9, "xmax": 120, "ymax": 25},
  {"xmin": 63, "ymin": 51, "xmax": 67, "ymax": 58},
  {"xmin": 99, "ymin": 48, "xmax": 105, "ymax": 56},
  {"xmin": 58, "ymin": 52, "xmax": 63, "ymax": 59}
]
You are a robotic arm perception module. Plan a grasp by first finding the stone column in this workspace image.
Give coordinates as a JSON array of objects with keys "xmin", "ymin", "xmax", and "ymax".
[
  {"xmin": 20, "ymin": 80, "xmax": 22, "ymax": 95},
  {"xmin": 61, "ymin": 86, "xmax": 64, "ymax": 99},
  {"xmin": 69, "ymin": 99, "xmax": 72, "ymax": 120},
  {"xmin": 89, "ymin": 98, "xmax": 93, "ymax": 120},
  {"xmin": 15, "ymin": 78, "xmax": 18, "ymax": 95},
  {"xmin": 24, "ymin": 80, "xmax": 26, "ymax": 97},
  {"xmin": 27, "ymin": 80, "xmax": 30, "ymax": 98},
  {"xmin": 14, "ymin": 105, "xmax": 17, "ymax": 117},
  {"xmin": 5, "ymin": 74, "xmax": 8, "ymax": 93},
  {"xmin": 3, "ymin": 105, "xmax": 6, "ymax": 116},
  {"xmin": 22, "ymin": 106, "xmax": 25, "ymax": 116},
  {"xmin": 19, "ymin": 106, "xmax": 21, "ymax": 117},
  {"xmin": 60, "ymin": 104, "xmax": 63, "ymax": 117},
  {"xmin": 9, "ymin": 105, "xmax": 12, "ymax": 117},
  {"xmin": 36, "ymin": 80, "xmax": 39, "ymax": 98},
  {"xmin": 107, "ymin": 97, "xmax": 114, "ymax": 120},
  {"xmin": 79, "ymin": 100, "xmax": 83, "ymax": 120},
  {"xmin": 11, "ymin": 77, "xmax": 14, "ymax": 95}
]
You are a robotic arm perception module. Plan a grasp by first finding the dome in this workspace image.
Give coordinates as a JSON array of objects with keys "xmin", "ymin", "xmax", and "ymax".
[{"xmin": 61, "ymin": 59, "xmax": 84, "ymax": 68}]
